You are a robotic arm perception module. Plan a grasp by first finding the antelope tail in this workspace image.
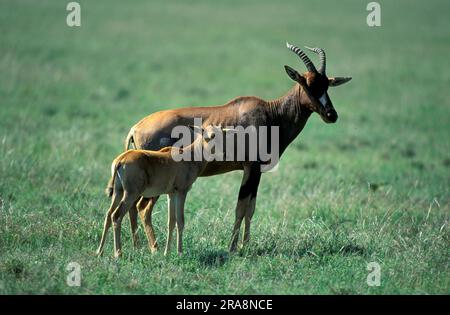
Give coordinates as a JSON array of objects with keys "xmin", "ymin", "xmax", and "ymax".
[
  {"xmin": 105, "ymin": 161, "xmax": 122, "ymax": 198},
  {"xmin": 106, "ymin": 131, "xmax": 133, "ymax": 198}
]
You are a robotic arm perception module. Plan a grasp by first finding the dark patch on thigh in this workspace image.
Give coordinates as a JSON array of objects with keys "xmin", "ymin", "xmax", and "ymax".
[{"xmin": 238, "ymin": 164, "xmax": 262, "ymax": 200}]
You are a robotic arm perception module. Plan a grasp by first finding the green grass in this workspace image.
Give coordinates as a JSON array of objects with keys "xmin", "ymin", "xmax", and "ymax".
[{"xmin": 0, "ymin": 0, "xmax": 449, "ymax": 294}]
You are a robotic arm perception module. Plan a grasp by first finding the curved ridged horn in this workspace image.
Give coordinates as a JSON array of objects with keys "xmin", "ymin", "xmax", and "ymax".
[
  {"xmin": 286, "ymin": 42, "xmax": 317, "ymax": 73},
  {"xmin": 305, "ymin": 46, "xmax": 326, "ymax": 75}
]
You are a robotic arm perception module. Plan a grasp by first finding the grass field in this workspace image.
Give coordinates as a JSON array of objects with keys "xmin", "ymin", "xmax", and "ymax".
[{"xmin": 0, "ymin": 0, "xmax": 449, "ymax": 294}]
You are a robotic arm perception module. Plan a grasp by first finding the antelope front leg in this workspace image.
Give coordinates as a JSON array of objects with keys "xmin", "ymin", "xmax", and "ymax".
[
  {"xmin": 229, "ymin": 163, "xmax": 261, "ymax": 252},
  {"xmin": 129, "ymin": 201, "xmax": 139, "ymax": 248},
  {"xmin": 164, "ymin": 194, "xmax": 177, "ymax": 256},
  {"xmin": 175, "ymin": 191, "xmax": 187, "ymax": 255},
  {"xmin": 229, "ymin": 196, "xmax": 249, "ymax": 252},
  {"xmin": 243, "ymin": 197, "xmax": 258, "ymax": 246},
  {"xmin": 242, "ymin": 165, "xmax": 261, "ymax": 247}
]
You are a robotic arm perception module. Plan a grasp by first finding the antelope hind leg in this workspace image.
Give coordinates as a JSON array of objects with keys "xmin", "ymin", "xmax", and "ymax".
[{"xmin": 137, "ymin": 196, "xmax": 160, "ymax": 253}]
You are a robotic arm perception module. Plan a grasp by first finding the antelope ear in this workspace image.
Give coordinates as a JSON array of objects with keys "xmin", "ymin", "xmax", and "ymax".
[
  {"xmin": 329, "ymin": 76, "xmax": 352, "ymax": 87},
  {"xmin": 284, "ymin": 65, "xmax": 303, "ymax": 82},
  {"xmin": 285, "ymin": 65, "xmax": 308, "ymax": 89}
]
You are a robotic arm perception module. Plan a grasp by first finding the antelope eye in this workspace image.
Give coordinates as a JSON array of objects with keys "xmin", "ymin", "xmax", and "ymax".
[{"xmin": 210, "ymin": 133, "xmax": 216, "ymax": 139}]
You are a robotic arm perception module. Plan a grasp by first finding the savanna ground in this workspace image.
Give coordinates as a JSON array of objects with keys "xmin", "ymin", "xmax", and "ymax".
[{"xmin": 0, "ymin": 0, "xmax": 449, "ymax": 294}]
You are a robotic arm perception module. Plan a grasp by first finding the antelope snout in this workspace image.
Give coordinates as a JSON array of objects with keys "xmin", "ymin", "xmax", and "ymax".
[{"xmin": 325, "ymin": 109, "xmax": 338, "ymax": 123}]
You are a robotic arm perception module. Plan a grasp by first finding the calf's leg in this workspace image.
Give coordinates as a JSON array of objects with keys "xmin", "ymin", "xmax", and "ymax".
[
  {"xmin": 129, "ymin": 201, "xmax": 139, "ymax": 248},
  {"xmin": 137, "ymin": 196, "xmax": 160, "ymax": 253},
  {"xmin": 164, "ymin": 194, "xmax": 177, "ymax": 256},
  {"xmin": 96, "ymin": 192, "xmax": 121, "ymax": 257},
  {"xmin": 111, "ymin": 195, "xmax": 137, "ymax": 258},
  {"xmin": 175, "ymin": 192, "xmax": 187, "ymax": 255}
]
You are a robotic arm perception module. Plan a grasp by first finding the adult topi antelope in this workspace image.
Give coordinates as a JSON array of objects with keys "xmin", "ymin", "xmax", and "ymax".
[{"xmin": 111, "ymin": 42, "xmax": 352, "ymax": 252}]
